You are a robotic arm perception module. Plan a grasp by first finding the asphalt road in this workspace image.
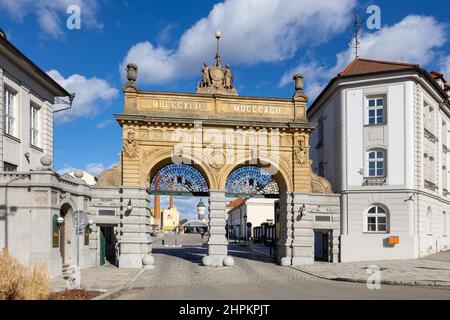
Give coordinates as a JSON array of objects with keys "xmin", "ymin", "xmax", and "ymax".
[{"xmin": 111, "ymin": 244, "xmax": 450, "ymax": 300}]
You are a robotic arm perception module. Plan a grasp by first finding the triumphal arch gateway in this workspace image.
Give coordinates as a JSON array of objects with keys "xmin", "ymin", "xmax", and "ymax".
[{"xmin": 97, "ymin": 45, "xmax": 340, "ymax": 269}]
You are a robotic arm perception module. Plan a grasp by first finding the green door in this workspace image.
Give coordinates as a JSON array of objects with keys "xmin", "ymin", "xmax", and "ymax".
[{"xmin": 100, "ymin": 228, "xmax": 106, "ymax": 265}]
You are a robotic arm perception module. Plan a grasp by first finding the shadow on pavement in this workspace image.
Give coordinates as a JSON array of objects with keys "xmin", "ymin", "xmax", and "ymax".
[
  {"xmin": 152, "ymin": 247, "xmax": 206, "ymax": 265},
  {"xmin": 152, "ymin": 244, "xmax": 278, "ymax": 265}
]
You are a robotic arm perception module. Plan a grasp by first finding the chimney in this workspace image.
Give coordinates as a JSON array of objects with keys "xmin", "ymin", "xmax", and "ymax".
[
  {"xmin": 154, "ymin": 175, "xmax": 161, "ymax": 221},
  {"xmin": 169, "ymin": 194, "xmax": 174, "ymax": 209}
]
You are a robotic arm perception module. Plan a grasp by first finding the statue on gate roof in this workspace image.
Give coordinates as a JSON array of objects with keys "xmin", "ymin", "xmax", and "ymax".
[{"xmin": 196, "ymin": 31, "xmax": 238, "ymax": 95}]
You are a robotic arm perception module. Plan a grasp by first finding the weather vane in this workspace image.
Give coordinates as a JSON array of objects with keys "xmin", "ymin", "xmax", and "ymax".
[{"xmin": 349, "ymin": 12, "xmax": 361, "ymax": 59}]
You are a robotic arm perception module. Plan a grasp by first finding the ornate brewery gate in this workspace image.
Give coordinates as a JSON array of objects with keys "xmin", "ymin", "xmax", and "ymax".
[{"xmin": 98, "ymin": 52, "xmax": 338, "ymax": 268}]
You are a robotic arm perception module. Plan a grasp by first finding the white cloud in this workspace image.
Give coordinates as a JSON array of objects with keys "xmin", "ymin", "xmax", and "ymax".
[
  {"xmin": 280, "ymin": 15, "xmax": 449, "ymax": 101},
  {"xmin": 96, "ymin": 118, "xmax": 115, "ymax": 129},
  {"xmin": 0, "ymin": 0, "xmax": 102, "ymax": 38},
  {"xmin": 58, "ymin": 162, "xmax": 109, "ymax": 177},
  {"xmin": 440, "ymin": 56, "xmax": 450, "ymax": 81},
  {"xmin": 47, "ymin": 70, "xmax": 118, "ymax": 123},
  {"xmin": 120, "ymin": 0, "xmax": 356, "ymax": 85}
]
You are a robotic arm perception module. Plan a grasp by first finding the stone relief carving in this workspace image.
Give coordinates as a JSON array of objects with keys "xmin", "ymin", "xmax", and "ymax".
[
  {"xmin": 138, "ymin": 128, "xmax": 149, "ymax": 139},
  {"xmin": 294, "ymin": 135, "xmax": 309, "ymax": 166},
  {"xmin": 142, "ymin": 147, "xmax": 161, "ymax": 161},
  {"xmin": 310, "ymin": 172, "xmax": 333, "ymax": 194},
  {"xmin": 35, "ymin": 190, "xmax": 48, "ymax": 206},
  {"xmin": 97, "ymin": 164, "xmax": 122, "ymax": 187},
  {"xmin": 208, "ymin": 149, "xmax": 226, "ymax": 170},
  {"xmin": 282, "ymin": 134, "xmax": 292, "ymax": 146},
  {"xmin": 123, "ymin": 130, "xmax": 139, "ymax": 158},
  {"xmin": 196, "ymin": 56, "xmax": 238, "ymax": 95}
]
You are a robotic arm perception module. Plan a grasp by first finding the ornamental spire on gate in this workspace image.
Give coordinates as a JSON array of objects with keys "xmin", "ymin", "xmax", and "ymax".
[{"xmin": 196, "ymin": 31, "xmax": 238, "ymax": 95}]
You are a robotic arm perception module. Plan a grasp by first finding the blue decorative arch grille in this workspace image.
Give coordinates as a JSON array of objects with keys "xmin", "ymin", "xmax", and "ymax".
[
  {"xmin": 150, "ymin": 164, "xmax": 209, "ymax": 196},
  {"xmin": 225, "ymin": 166, "xmax": 279, "ymax": 198}
]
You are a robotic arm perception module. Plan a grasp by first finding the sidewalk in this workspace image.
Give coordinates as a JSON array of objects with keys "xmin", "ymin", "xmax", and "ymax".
[
  {"xmin": 292, "ymin": 258, "xmax": 450, "ymax": 287},
  {"xmin": 50, "ymin": 264, "xmax": 143, "ymax": 296}
]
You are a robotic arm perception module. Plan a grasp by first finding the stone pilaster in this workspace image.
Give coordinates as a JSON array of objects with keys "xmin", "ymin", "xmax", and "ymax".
[
  {"xmin": 277, "ymin": 192, "xmax": 293, "ymax": 266},
  {"xmin": 202, "ymin": 190, "xmax": 234, "ymax": 267},
  {"xmin": 118, "ymin": 187, "xmax": 153, "ymax": 269}
]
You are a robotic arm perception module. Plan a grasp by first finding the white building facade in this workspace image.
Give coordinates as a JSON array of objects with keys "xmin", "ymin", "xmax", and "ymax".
[
  {"xmin": 0, "ymin": 30, "xmax": 102, "ymax": 277},
  {"xmin": 308, "ymin": 58, "xmax": 450, "ymax": 262},
  {"xmin": 226, "ymin": 198, "xmax": 276, "ymax": 239},
  {"xmin": 0, "ymin": 32, "xmax": 65, "ymax": 172}
]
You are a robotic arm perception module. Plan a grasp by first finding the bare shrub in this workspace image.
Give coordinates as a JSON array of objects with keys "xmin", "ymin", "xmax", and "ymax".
[
  {"xmin": 0, "ymin": 249, "xmax": 50, "ymax": 300},
  {"xmin": 0, "ymin": 249, "xmax": 24, "ymax": 300},
  {"xmin": 17, "ymin": 261, "xmax": 50, "ymax": 300}
]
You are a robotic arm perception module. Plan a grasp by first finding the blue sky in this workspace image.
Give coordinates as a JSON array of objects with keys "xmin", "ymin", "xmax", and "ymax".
[{"xmin": 1, "ymin": 0, "xmax": 450, "ymax": 218}]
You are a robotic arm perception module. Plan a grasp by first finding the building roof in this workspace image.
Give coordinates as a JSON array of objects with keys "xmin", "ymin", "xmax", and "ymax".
[
  {"xmin": 430, "ymin": 71, "xmax": 444, "ymax": 80},
  {"xmin": 308, "ymin": 58, "xmax": 450, "ymax": 117},
  {"xmin": 0, "ymin": 31, "xmax": 70, "ymax": 97},
  {"xmin": 338, "ymin": 58, "xmax": 419, "ymax": 77},
  {"xmin": 183, "ymin": 220, "xmax": 208, "ymax": 227},
  {"xmin": 226, "ymin": 198, "xmax": 246, "ymax": 210}
]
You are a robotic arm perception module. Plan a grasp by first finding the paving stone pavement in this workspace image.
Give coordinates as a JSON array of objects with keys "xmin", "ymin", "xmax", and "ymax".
[
  {"xmin": 293, "ymin": 257, "xmax": 450, "ymax": 287},
  {"xmin": 133, "ymin": 245, "xmax": 315, "ymax": 290},
  {"xmin": 50, "ymin": 264, "xmax": 142, "ymax": 292},
  {"xmin": 153, "ymin": 233, "xmax": 208, "ymax": 247}
]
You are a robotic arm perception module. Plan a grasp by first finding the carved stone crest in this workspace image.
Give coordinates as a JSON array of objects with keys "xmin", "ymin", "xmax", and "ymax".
[
  {"xmin": 196, "ymin": 34, "xmax": 238, "ymax": 95},
  {"xmin": 294, "ymin": 135, "xmax": 309, "ymax": 166},
  {"xmin": 208, "ymin": 149, "xmax": 226, "ymax": 170},
  {"xmin": 123, "ymin": 130, "xmax": 139, "ymax": 158}
]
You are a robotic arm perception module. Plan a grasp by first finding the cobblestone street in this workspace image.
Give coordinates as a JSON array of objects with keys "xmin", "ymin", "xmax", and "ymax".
[
  {"xmin": 108, "ymin": 244, "xmax": 450, "ymax": 300},
  {"xmin": 134, "ymin": 245, "xmax": 315, "ymax": 290}
]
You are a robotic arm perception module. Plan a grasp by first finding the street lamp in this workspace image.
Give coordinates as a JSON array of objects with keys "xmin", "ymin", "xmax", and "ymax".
[
  {"xmin": 126, "ymin": 199, "xmax": 133, "ymax": 212},
  {"xmin": 57, "ymin": 216, "xmax": 65, "ymax": 225}
]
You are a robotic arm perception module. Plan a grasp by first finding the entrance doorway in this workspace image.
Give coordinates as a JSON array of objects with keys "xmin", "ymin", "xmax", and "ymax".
[
  {"xmin": 60, "ymin": 203, "xmax": 74, "ymax": 265},
  {"xmin": 99, "ymin": 226, "xmax": 117, "ymax": 266},
  {"xmin": 314, "ymin": 230, "xmax": 331, "ymax": 262}
]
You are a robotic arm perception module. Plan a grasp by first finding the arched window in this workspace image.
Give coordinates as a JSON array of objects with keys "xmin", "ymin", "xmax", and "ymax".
[
  {"xmin": 52, "ymin": 215, "xmax": 60, "ymax": 248},
  {"xmin": 426, "ymin": 207, "xmax": 433, "ymax": 235},
  {"xmin": 367, "ymin": 150, "xmax": 385, "ymax": 177},
  {"xmin": 366, "ymin": 205, "xmax": 388, "ymax": 233}
]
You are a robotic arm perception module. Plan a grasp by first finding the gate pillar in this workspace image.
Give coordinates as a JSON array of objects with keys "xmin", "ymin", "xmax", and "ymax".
[
  {"xmin": 202, "ymin": 190, "xmax": 233, "ymax": 267},
  {"xmin": 118, "ymin": 187, "xmax": 154, "ymax": 269}
]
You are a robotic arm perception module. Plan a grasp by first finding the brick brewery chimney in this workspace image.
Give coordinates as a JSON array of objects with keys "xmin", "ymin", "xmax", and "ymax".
[
  {"xmin": 154, "ymin": 175, "xmax": 161, "ymax": 222},
  {"xmin": 169, "ymin": 194, "xmax": 174, "ymax": 209}
]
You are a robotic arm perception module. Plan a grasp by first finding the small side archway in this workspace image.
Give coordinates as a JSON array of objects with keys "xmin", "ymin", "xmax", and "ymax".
[{"xmin": 59, "ymin": 202, "xmax": 75, "ymax": 265}]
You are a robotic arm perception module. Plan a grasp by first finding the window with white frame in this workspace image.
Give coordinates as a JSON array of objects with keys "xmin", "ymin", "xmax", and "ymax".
[
  {"xmin": 4, "ymin": 87, "xmax": 16, "ymax": 136},
  {"xmin": 366, "ymin": 205, "xmax": 388, "ymax": 232},
  {"xmin": 367, "ymin": 97, "xmax": 385, "ymax": 125},
  {"xmin": 427, "ymin": 207, "xmax": 433, "ymax": 235},
  {"xmin": 367, "ymin": 150, "xmax": 385, "ymax": 177},
  {"xmin": 30, "ymin": 103, "xmax": 40, "ymax": 147},
  {"xmin": 423, "ymin": 102, "xmax": 435, "ymax": 133}
]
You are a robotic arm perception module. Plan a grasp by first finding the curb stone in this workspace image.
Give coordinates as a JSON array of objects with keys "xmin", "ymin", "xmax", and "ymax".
[
  {"xmin": 291, "ymin": 266, "xmax": 450, "ymax": 288},
  {"xmin": 91, "ymin": 269, "xmax": 146, "ymax": 300}
]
